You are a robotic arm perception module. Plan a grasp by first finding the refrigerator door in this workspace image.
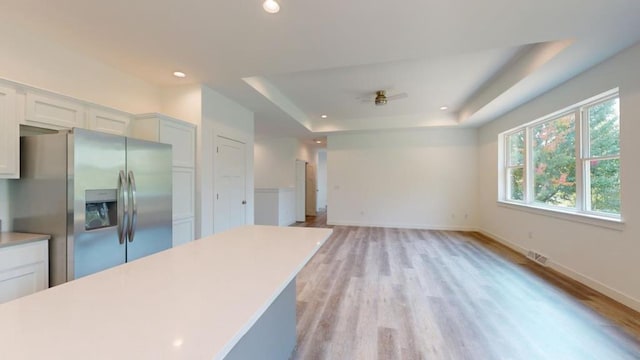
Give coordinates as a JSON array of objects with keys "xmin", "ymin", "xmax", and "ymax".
[
  {"xmin": 125, "ymin": 137, "xmax": 172, "ymax": 261},
  {"xmin": 71, "ymin": 128, "xmax": 127, "ymax": 279}
]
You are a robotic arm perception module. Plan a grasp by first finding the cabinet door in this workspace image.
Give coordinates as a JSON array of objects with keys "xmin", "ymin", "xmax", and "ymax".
[
  {"xmin": 173, "ymin": 167, "xmax": 195, "ymax": 220},
  {"xmin": 0, "ymin": 241, "xmax": 48, "ymax": 304},
  {"xmin": 88, "ymin": 108, "xmax": 131, "ymax": 135},
  {"xmin": 0, "ymin": 85, "xmax": 18, "ymax": 178},
  {"xmin": 172, "ymin": 217, "xmax": 195, "ymax": 247},
  {"xmin": 159, "ymin": 120, "xmax": 195, "ymax": 168},
  {"xmin": 25, "ymin": 92, "xmax": 85, "ymax": 130}
]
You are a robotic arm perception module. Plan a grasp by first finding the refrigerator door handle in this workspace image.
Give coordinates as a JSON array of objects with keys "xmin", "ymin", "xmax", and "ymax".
[
  {"xmin": 117, "ymin": 170, "xmax": 129, "ymax": 245},
  {"xmin": 127, "ymin": 170, "xmax": 138, "ymax": 243}
]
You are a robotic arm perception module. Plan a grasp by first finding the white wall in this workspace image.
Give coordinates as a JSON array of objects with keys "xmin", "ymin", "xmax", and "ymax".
[
  {"xmin": 477, "ymin": 41, "xmax": 640, "ymax": 311},
  {"xmin": 202, "ymin": 86, "xmax": 255, "ymax": 235},
  {"xmin": 254, "ymin": 137, "xmax": 316, "ymax": 224},
  {"xmin": 160, "ymin": 85, "xmax": 203, "ymax": 126},
  {"xmin": 296, "ymin": 141, "xmax": 316, "ymax": 164},
  {"xmin": 254, "ymin": 138, "xmax": 298, "ymax": 188},
  {"xmin": 0, "ymin": 21, "xmax": 160, "ymax": 114},
  {"xmin": 316, "ymin": 150, "xmax": 327, "ymax": 211},
  {"xmin": 327, "ymin": 129, "xmax": 478, "ymax": 229},
  {"xmin": 253, "ymin": 137, "xmax": 317, "ymax": 188}
]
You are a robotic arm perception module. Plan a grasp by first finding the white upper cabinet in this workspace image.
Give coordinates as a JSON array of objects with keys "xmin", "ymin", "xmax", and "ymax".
[
  {"xmin": 0, "ymin": 84, "xmax": 19, "ymax": 178},
  {"xmin": 131, "ymin": 113, "xmax": 196, "ymax": 168},
  {"xmin": 88, "ymin": 107, "xmax": 131, "ymax": 136},
  {"xmin": 24, "ymin": 91, "xmax": 85, "ymax": 130}
]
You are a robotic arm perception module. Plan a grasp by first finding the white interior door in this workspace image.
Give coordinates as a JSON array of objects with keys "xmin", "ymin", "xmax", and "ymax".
[
  {"xmin": 305, "ymin": 163, "xmax": 317, "ymax": 216},
  {"xmin": 215, "ymin": 136, "xmax": 246, "ymax": 233},
  {"xmin": 295, "ymin": 159, "xmax": 306, "ymax": 222}
]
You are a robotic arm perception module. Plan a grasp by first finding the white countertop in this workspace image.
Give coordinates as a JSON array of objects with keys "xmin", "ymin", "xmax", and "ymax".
[
  {"xmin": 0, "ymin": 232, "xmax": 50, "ymax": 248},
  {"xmin": 0, "ymin": 225, "xmax": 332, "ymax": 360}
]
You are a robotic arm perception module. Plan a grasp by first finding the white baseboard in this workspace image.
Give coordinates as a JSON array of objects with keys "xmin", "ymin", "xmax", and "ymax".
[
  {"xmin": 476, "ymin": 227, "xmax": 640, "ymax": 313},
  {"xmin": 326, "ymin": 220, "xmax": 477, "ymax": 232}
]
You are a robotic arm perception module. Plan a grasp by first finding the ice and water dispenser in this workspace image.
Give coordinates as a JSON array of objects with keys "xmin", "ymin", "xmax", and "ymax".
[{"xmin": 84, "ymin": 189, "xmax": 118, "ymax": 231}]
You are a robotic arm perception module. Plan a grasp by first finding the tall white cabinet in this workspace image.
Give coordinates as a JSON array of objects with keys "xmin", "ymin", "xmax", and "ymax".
[{"xmin": 132, "ymin": 113, "xmax": 196, "ymax": 247}]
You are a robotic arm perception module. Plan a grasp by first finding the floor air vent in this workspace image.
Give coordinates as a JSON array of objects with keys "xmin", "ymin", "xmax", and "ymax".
[{"xmin": 526, "ymin": 250, "xmax": 549, "ymax": 266}]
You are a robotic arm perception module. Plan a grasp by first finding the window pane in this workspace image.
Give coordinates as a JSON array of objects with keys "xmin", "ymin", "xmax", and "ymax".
[
  {"xmin": 532, "ymin": 114, "xmax": 576, "ymax": 207},
  {"xmin": 508, "ymin": 167, "xmax": 524, "ymax": 201},
  {"xmin": 508, "ymin": 130, "xmax": 525, "ymax": 166},
  {"xmin": 589, "ymin": 97, "xmax": 620, "ymax": 157},
  {"xmin": 589, "ymin": 158, "xmax": 620, "ymax": 214}
]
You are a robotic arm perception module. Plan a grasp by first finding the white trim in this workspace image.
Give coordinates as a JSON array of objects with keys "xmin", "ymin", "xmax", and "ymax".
[
  {"xmin": 498, "ymin": 89, "xmax": 621, "ymax": 217},
  {"xmin": 326, "ymin": 220, "xmax": 476, "ymax": 231},
  {"xmin": 497, "ymin": 200, "xmax": 624, "ymax": 231},
  {"xmin": 477, "ymin": 228, "xmax": 640, "ymax": 313}
]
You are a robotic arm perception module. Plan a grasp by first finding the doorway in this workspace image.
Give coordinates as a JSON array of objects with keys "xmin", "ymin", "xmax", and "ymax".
[
  {"xmin": 295, "ymin": 159, "xmax": 306, "ymax": 222},
  {"xmin": 215, "ymin": 136, "xmax": 246, "ymax": 233},
  {"xmin": 305, "ymin": 163, "xmax": 317, "ymax": 216}
]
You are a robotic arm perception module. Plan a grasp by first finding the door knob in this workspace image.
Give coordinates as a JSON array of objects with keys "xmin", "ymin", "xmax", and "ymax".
[{"xmin": 242, "ymin": 200, "xmax": 246, "ymax": 205}]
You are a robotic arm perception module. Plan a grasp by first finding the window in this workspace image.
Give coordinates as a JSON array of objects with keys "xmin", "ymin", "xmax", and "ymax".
[{"xmin": 501, "ymin": 90, "xmax": 621, "ymax": 219}]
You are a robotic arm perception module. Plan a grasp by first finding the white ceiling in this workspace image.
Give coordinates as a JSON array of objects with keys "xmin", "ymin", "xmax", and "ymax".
[{"xmin": 1, "ymin": 0, "xmax": 640, "ymax": 139}]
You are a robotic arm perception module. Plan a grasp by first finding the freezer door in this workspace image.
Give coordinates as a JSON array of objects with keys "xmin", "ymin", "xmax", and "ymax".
[
  {"xmin": 125, "ymin": 137, "xmax": 172, "ymax": 261},
  {"xmin": 71, "ymin": 128, "xmax": 127, "ymax": 280}
]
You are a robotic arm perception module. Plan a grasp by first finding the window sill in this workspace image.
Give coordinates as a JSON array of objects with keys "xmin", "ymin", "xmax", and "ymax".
[{"xmin": 496, "ymin": 200, "xmax": 625, "ymax": 231}]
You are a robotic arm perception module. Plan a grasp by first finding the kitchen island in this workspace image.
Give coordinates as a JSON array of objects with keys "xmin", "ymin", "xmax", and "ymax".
[{"xmin": 0, "ymin": 225, "xmax": 332, "ymax": 359}]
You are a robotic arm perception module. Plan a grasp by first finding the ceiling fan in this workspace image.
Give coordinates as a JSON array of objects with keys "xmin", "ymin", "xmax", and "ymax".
[{"xmin": 361, "ymin": 90, "xmax": 408, "ymax": 106}]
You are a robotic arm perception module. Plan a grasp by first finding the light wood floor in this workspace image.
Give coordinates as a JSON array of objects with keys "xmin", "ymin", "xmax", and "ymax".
[{"xmin": 293, "ymin": 224, "xmax": 640, "ymax": 359}]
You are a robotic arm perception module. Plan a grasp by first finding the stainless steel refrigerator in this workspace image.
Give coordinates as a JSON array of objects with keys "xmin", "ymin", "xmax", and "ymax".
[{"xmin": 10, "ymin": 128, "xmax": 172, "ymax": 286}]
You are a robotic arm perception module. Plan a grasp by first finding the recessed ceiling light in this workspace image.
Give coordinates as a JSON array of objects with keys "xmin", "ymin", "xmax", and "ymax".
[
  {"xmin": 315, "ymin": 140, "xmax": 322, "ymax": 144},
  {"xmin": 321, "ymin": 114, "xmax": 328, "ymax": 119},
  {"xmin": 173, "ymin": 71, "xmax": 186, "ymax": 78},
  {"xmin": 263, "ymin": 0, "xmax": 280, "ymax": 13},
  {"xmin": 440, "ymin": 106, "xmax": 448, "ymax": 110}
]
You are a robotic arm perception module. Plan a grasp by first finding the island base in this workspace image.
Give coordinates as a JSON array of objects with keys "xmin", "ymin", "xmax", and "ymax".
[{"xmin": 224, "ymin": 278, "xmax": 297, "ymax": 360}]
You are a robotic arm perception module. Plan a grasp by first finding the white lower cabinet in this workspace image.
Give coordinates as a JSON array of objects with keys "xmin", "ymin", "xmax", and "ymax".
[{"xmin": 0, "ymin": 240, "xmax": 48, "ymax": 304}]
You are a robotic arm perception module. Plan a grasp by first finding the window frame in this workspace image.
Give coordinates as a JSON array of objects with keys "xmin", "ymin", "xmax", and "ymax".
[
  {"xmin": 504, "ymin": 128, "xmax": 526, "ymax": 202},
  {"xmin": 499, "ymin": 89, "xmax": 622, "ymax": 224}
]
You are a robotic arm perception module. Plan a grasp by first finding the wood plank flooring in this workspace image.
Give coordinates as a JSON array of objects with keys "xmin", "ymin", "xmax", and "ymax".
[{"xmin": 293, "ymin": 226, "xmax": 640, "ymax": 359}]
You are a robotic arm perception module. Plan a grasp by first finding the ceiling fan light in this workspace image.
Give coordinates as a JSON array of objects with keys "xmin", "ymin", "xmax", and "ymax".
[
  {"xmin": 263, "ymin": 0, "xmax": 280, "ymax": 13},
  {"xmin": 374, "ymin": 91, "xmax": 387, "ymax": 105}
]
